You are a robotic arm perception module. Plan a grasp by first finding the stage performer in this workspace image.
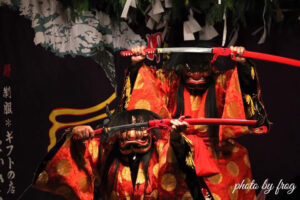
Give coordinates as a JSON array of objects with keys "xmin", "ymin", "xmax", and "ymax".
[
  {"xmin": 33, "ymin": 109, "xmax": 219, "ymax": 200},
  {"xmin": 122, "ymin": 42, "xmax": 270, "ymax": 200}
]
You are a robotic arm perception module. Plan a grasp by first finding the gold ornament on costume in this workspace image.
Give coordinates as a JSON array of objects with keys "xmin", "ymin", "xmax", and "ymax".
[
  {"xmin": 159, "ymin": 156, "xmax": 167, "ymax": 169},
  {"xmin": 122, "ymin": 166, "xmax": 131, "ymax": 181},
  {"xmin": 88, "ymin": 140, "xmax": 99, "ymax": 160},
  {"xmin": 161, "ymin": 173, "xmax": 177, "ymax": 192},
  {"xmin": 135, "ymin": 99, "xmax": 151, "ymax": 110},
  {"xmin": 207, "ymin": 173, "xmax": 223, "ymax": 184},
  {"xmin": 212, "ymin": 193, "xmax": 221, "ymax": 200},
  {"xmin": 157, "ymin": 141, "xmax": 164, "ymax": 155},
  {"xmin": 150, "ymin": 189, "xmax": 158, "ymax": 199},
  {"xmin": 232, "ymin": 146, "xmax": 240, "ymax": 153},
  {"xmin": 226, "ymin": 102, "xmax": 240, "ymax": 118},
  {"xmin": 124, "ymin": 191, "xmax": 130, "ymax": 200},
  {"xmin": 156, "ymin": 69, "xmax": 166, "ymax": 83},
  {"xmin": 216, "ymin": 73, "xmax": 227, "ymax": 88},
  {"xmin": 78, "ymin": 176, "xmax": 89, "ymax": 193},
  {"xmin": 244, "ymin": 154, "xmax": 251, "ymax": 168},
  {"xmin": 182, "ymin": 191, "xmax": 193, "ymax": 200},
  {"xmin": 194, "ymin": 125, "xmax": 208, "ymax": 133},
  {"xmin": 36, "ymin": 171, "xmax": 49, "ymax": 185},
  {"xmin": 56, "ymin": 159, "xmax": 71, "ymax": 176},
  {"xmin": 153, "ymin": 163, "xmax": 159, "ymax": 178},
  {"xmin": 136, "ymin": 168, "xmax": 146, "ymax": 184},
  {"xmin": 190, "ymin": 95, "xmax": 201, "ymax": 111},
  {"xmin": 228, "ymin": 185, "xmax": 238, "ymax": 200},
  {"xmin": 134, "ymin": 73, "xmax": 145, "ymax": 89},
  {"xmin": 118, "ymin": 171, "xmax": 123, "ymax": 184},
  {"xmin": 226, "ymin": 161, "xmax": 240, "ymax": 177}
]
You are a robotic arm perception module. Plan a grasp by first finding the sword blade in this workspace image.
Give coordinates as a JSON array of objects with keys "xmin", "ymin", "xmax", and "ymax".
[{"xmin": 156, "ymin": 47, "xmax": 213, "ymax": 54}]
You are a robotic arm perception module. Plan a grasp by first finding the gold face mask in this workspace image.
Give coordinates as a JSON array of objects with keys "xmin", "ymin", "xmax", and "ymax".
[{"xmin": 118, "ymin": 116, "xmax": 152, "ymax": 155}]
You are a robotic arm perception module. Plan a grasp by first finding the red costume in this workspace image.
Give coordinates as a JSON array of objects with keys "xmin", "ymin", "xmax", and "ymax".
[
  {"xmin": 125, "ymin": 63, "xmax": 269, "ymax": 200},
  {"xmin": 33, "ymin": 110, "xmax": 219, "ymax": 200}
]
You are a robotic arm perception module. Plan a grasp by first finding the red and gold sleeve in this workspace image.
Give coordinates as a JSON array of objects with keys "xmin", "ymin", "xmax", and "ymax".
[
  {"xmin": 218, "ymin": 67, "xmax": 268, "ymax": 141},
  {"xmin": 127, "ymin": 65, "xmax": 178, "ymax": 118},
  {"xmin": 33, "ymin": 136, "xmax": 100, "ymax": 200}
]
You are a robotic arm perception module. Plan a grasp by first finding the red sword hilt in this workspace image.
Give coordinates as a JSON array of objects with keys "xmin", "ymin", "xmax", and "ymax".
[{"xmin": 120, "ymin": 48, "xmax": 156, "ymax": 57}]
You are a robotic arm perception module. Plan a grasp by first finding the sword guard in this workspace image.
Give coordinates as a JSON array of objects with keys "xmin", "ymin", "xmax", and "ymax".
[
  {"xmin": 212, "ymin": 47, "xmax": 242, "ymax": 62},
  {"xmin": 212, "ymin": 47, "xmax": 232, "ymax": 56}
]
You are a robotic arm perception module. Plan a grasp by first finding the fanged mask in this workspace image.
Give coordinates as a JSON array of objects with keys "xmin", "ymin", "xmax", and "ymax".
[{"xmin": 118, "ymin": 116, "xmax": 152, "ymax": 155}]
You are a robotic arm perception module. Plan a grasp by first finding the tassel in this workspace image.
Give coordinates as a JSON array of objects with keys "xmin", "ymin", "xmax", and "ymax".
[
  {"xmin": 181, "ymin": 134, "xmax": 195, "ymax": 169},
  {"xmin": 185, "ymin": 151, "xmax": 195, "ymax": 169},
  {"xmin": 244, "ymin": 94, "xmax": 255, "ymax": 117},
  {"xmin": 251, "ymin": 66, "xmax": 255, "ymax": 80},
  {"xmin": 124, "ymin": 75, "xmax": 131, "ymax": 109}
]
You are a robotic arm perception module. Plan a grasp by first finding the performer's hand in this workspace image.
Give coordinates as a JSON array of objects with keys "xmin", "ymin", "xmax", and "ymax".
[
  {"xmin": 171, "ymin": 119, "xmax": 189, "ymax": 133},
  {"xmin": 170, "ymin": 119, "xmax": 189, "ymax": 141},
  {"xmin": 71, "ymin": 125, "xmax": 95, "ymax": 140},
  {"xmin": 230, "ymin": 46, "xmax": 246, "ymax": 63},
  {"xmin": 131, "ymin": 46, "xmax": 146, "ymax": 64}
]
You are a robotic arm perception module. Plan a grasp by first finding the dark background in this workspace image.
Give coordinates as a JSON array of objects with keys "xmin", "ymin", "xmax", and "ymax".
[{"xmin": 0, "ymin": 5, "xmax": 299, "ymax": 200}]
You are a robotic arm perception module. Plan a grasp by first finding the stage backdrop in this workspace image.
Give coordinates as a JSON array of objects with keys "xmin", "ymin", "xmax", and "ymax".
[{"xmin": 0, "ymin": 2, "xmax": 299, "ymax": 200}]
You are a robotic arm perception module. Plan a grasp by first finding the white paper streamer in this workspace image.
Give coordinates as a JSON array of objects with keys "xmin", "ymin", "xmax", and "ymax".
[
  {"xmin": 146, "ymin": 18, "xmax": 155, "ymax": 30},
  {"xmin": 165, "ymin": 0, "xmax": 172, "ymax": 8},
  {"xmin": 130, "ymin": 0, "xmax": 136, "ymax": 8},
  {"xmin": 121, "ymin": 0, "xmax": 133, "ymax": 19},
  {"xmin": 186, "ymin": 9, "xmax": 202, "ymax": 33},
  {"xmin": 148, "ymin": 8, "xmax": 162, "ymax": 23},
  {"xmin": 152, "ymin": 0, "xmax": 164, "ymax": 15},
  {"xmin": 221, "ymin": 8, "xmax": 227, "ymax": 46},
  {"xmin": 218, "ymin": 0, "xmax": 222, "ymax": 4},
  {"xmin": 183, "ymin": 9, "xmax": 202, "ymax": 40},
  {"xmin": 183, "ymin": 21, "xmax": 195, "ymax": 40},
  {"xmin": 199, "ymin": 24, "xmax": 219, "ymax": 40}
]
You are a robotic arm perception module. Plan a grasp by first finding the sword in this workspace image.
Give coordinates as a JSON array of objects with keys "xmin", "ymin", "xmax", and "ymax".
[
  {"xmin": 94, "ymin": 118, "xmax": 259, "ymax": 136},
  {"xmin": 120, "ymin": 47, "xmax": 300, "ymax": 68}
]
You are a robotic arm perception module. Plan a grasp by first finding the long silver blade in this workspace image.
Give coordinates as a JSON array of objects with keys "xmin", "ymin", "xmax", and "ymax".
[{"xmin": 156, "ymin": 47, "xmax": 213, "ymax": 54}]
